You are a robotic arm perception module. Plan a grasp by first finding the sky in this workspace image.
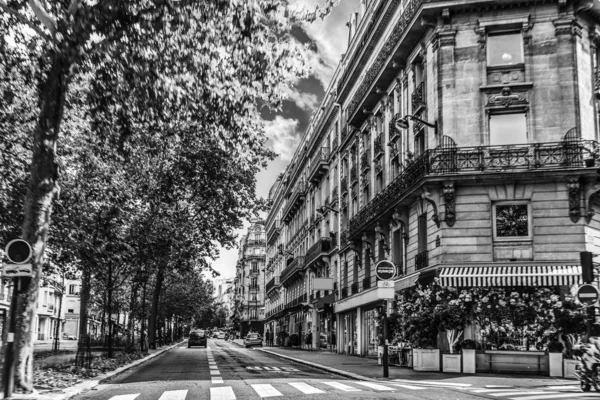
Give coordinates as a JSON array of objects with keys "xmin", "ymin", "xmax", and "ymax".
[{"xmin": 209, "ymin": 0, "xmax": 360, "ymax": 280}]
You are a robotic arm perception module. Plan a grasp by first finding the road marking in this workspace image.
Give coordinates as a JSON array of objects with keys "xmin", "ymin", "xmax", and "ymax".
[
  {"xmin": 158, "ymin": 390, "xmax": 188, "ymax": 400},
  {"xmin": 263, "ymin": 366, "xmax": 281, "ymax": 371},
  {"xmin": 489, "ymin": 392, "xmax": 555, "ymax": 397},
  {"xmin": 212, "ymin": 377, "xmax": 224, "ymax": 384},
  {"xmin": 487, "ymin": 385, "xmax": 516, "ymax": 388},
  {"xmin": 210, "ymin": 370, "xmax": 221, "ymax": 375},
  {"xmin": 288, "ymin": 382, "xmax": 325, "ymax": 394},
  {"xmin": 471, "ymin": 389, "xmax": 526, "ymax": 393},
  {"xmin": 388, "ymin": 383, "xmax": 426, "ymax": 390},
  {"xmin": 210, "ymin": 366, "xmax": 219, "ymax": 370},
  {"xmin": 251, "ymin": 384, "xmax": 282, "ymax": 397},
  {"xmin": 509, "ymin": 393, "xmax": 594, "ymax": 400},
  {"xmin": 108, "ymin": 396, "xmax": 139, "ymax": 400},
  {"xmin": 546, "ymin": 386, "xmax": 580, "ymax": 390},
  {"xmin": 322, "ymin": 382, "xmax": 362, "ymax": 392},
  {"xmin": 210, "ymin": 386, "xmax": 236, "ymax": 400},
  {"xmin": 354, "ymin": 382, "xmax": 395, "ymax": 391}
]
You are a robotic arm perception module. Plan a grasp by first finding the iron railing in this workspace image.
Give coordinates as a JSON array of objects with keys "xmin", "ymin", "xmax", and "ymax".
[
  {"xmin": 341, "ymin": 287, "xmax": 348, "ymax": 298},
  {"xmin": 282, "ymin": 180, "xmax": 307, "ymax": 222},
  {"xmin": 415, "ymin": 251, "xmax": 429, "ymax": 270},
  {"xmin": 341, "ymin": 176, "xmax": 348, "ymax": 195},
  {"xmin": 363, "ymin": 276, "xmax": 371, "ymax": 290},
  {"xmin": 306, "ymin": 237, "xmax": 332, "ymax": 267},
  {"xmin": 350, "ymin": 165, "xmax": 358, "ymax": 184},
  {"xmin": 389, "ymin": 115, "xmax": 401, "ymax": 142},
  {"xmin": 266, "ymin": 276, "xmax": 280, "ymax": 294},
  {"xmin": 374, "ymin": 133, "xmax": 384, "ymax": 159},
  {"xmin": 351, "ymin": 282, "xmax": 359, "ymax": 295},
  {"xmin": 412, "ymin": 83, "xmax": 426, "ymax": 113},
  {"xmin": 280, "ymin": 256, "xmax": 305, "ymax": 285},
  {"xmin": 361, "ymin": 151, "xmax": 370, "ymax": 172},
  {"xmin": 331, "ymin": 137, "xmax": 338, "ymax": 154}
]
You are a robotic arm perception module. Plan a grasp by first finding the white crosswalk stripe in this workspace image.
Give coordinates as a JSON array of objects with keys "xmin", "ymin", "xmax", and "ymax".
[
  {"xmin": 322, "ymin": 381, "xmax": 362, "ymax": 391},
  {"xmin": 388, "ymin": 383, "xmax": 427, "ymax": 390},
  {"xmin": 354, "ymin": 381, "xmax": 395, "ymax": 391},
  {"xmin": 157, "ymin": 390, "xmax": 188, "ymax": 400},
  {"xmin": 489, "ymin": 392, "xmax": 555, "ymax": 397},
  {"xmin": 212, "ymin": 377, "xmax": 224, "ymax": 384},
  {"xmin": 392, "ymin": 379, "xmax": 471, "ymax": 387},
  {"xmin": 288, "ymin": 382, "xmax": 325, "ymax": 394},
  {"xmin": 251, "ymin": 383, "xmax": 282, "ymax": 397},
  {"xmin": 108, "ymin": 395, "xmax": 140, "ymax": 400},
  {"xmin": 508, "ymin": 394, "xmax": 596, "ymax": 400},
  {"xmin": 210, "ymin": 386, "xmax": 236, "ymax": 400}
]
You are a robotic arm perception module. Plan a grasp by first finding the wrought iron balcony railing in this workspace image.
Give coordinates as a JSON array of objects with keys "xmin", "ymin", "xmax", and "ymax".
[
  {"xmin": 415, "ymin": 251, "xmax": 429, "ymax": 270},
  {"xmin": 348, "ymin": 139, "xmax": 599, "ymax": 238},
  {"xmin": 341, "ymin": 176, "xmax": 348, "ymax": 195},
  {"xmin": 306, "ymin": 237, "xmax": 332, "ymax": 267},
  {"xmin": 412, "ymin": 82, "xmax": 426, "ymax": 114},
  {"xmin": 267, "ymin": 219, "xmax": 281, "ymax": 245},
  {"xmin": 266, "ymin": 275, "xmax": 280, "ymax": 294},
  {"xmin": 331, "ymin": 137, "xmax": 338, "ymax": 154},
  {"xmin": 247, "ymin": 238, "xmax": 265, "ymax": 246},
  {"xmin": 374, "ymin": 133, "xmax": 384, "ymax": 160},
  {"xmin": 340, "ymin": 230, "xmax": 348, "ymax": 249},
  {"xmin": 350, "ymin": 165, "xmax": 358, "ymax": 184},
  {"xmin": 280, "ymin": 256, "xmax": 305, "ymax": 285},
  {"xmin": 308, "ymin": 147, "xmax": 331, "ymax": 184},
  {"xmin": 361, "ymin": 151, "xmax": 370, "ymax": 172},
  {"xmin": 282, "ymin": 180, "xmax": 307, "ymax": 223},
  {"xmin": 389, "ymin": 115, "xmax": 401, "ymax": 142},
  {"xmin": 341, "ymin": 287, "xmax": 348, "ymax": 299},
  {"xmin": 351, "ymin": 282, "xmax": 359, "ymax": 295},
  {"xmin": 363, "ymin": 276, "xmax": 371, "ymax": 290}
]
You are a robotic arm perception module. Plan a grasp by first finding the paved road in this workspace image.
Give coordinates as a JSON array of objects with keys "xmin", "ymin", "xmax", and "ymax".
[{"xmin": 72, "ymin": 339, "xmax": 599, "ymax": 400}]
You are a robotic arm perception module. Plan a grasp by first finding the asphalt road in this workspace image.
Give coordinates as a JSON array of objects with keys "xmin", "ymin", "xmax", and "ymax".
[{"xmin": 72, "ymin": 340, "xmax": 599, "ymax": 400}]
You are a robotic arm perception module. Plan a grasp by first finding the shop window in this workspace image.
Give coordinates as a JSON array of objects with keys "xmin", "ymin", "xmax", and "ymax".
[
  {"xmin": 489, "ymin": 113, "xmax": 527, "ymax": 145},
  {"xmin": 487, "ymin": 32, "xmax": 523, "ymax": 67},
  {"xmin": 493, "ymin": 202, "xmax": 532, "ymax": 240}
]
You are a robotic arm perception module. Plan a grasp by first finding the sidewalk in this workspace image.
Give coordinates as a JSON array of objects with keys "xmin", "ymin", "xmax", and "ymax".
[
  {"xmin": 235, "ymin": 341, "xmax": 577, "ymax": 390},
  {"xmin": 2, "ymin": 340, "xmax": 185, "ymax": 400}
]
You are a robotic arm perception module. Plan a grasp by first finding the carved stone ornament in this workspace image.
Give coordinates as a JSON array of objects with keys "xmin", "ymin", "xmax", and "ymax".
[
  {"xmin": 554, "ymin": 18, "xmax": 582, "ymax": 38},
  {"xmin": 475, "ymin": 27, "xmax": 486, "ymax": 48},
  {"xmin": 443, "ymin": 181, "xmax": 456, "ymax": 227},
  {"xmin": 441, "ymin": 8, "xmax": 451, "ymax": 25},
  {"xmin": 421, "ymin": 187, "xmax": 441, "ymax": 228},
  {"xmin": 487, "ymin": 87, "xmax": 528, "ymax": 108},
  {"xmin": 375, "ymin": 222, "xmax": 390, "ymax": 254},
  {"xmin": 568, "ymin": 178, "xmax": 581, "ymax": 223},
  {"xmin": 585, "ymin": 181, "xmax": 600, "ymax": 223}
]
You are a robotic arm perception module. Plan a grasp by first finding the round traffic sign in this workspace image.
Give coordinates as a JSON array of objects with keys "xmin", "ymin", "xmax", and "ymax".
[
  {"xmin": 375, "ymin": 260, "xmax": 396, "ymax": 281},
  {"xmin": 577, "ymin": 284, "xmax": 600, "ymax": 304},
  {"xmin": 5, "ymin": 239, "xmax": 32, "ymax": 264}
]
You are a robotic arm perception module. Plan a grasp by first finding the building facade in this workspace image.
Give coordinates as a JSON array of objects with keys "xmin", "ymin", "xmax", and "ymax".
[{"xmin": 264, "ymin": 0, "xmax": 600, "ymax": 358}]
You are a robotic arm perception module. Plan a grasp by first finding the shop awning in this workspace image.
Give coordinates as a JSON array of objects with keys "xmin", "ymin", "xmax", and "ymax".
[
  {"xmin": 439, "ymin": 265, "xmax": 581, "ymax": 287},
  {"xmin": 395, "ymin": 273, "xmax": 419, "ymax": 291}
]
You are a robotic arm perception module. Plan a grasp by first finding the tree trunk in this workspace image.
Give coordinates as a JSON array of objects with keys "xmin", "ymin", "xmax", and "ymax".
[
  {"xmin": 148, "ymin": 270, "xmax": 164, "ymax": 349},
  {"xmin": 107, "ymin": 260, "xmax": 113, "ymax": 358},
  {"xmin": 78, "ymin": 266, "xmax": 91, "ymax": 339},
  {"xmin": 11, "ymin": 52, "xmax": 71, "ymax": 392}
]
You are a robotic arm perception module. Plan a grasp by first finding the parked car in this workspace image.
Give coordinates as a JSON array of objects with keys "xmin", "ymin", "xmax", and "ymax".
[
  {"xmin": 62, "ymin": 333, "xmax": 76, "ymax": 340},
  {"xmin": 188, "ymin": 330, "xmax": 207, "ymax": 348},
  {"xmin": 215, "ymin": 331, "xmax": 226, "ymax": 339},
  {"xmin": 320, "ymin": 333, "xmax": 328, "ymax": 348},
  {"xmin": 244, "ymin": 333, "xmax": 263, "ymax": 348}
]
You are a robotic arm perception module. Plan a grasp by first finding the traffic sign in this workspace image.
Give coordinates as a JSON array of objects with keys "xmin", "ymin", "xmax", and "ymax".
[
  {"xmin": 375, "ymin": 260, "xmax": 396, "ymax": 281},
  {"xmin": 577, "ymin": 284, "xmax": 600, "ymax": 304},
  {"xmin": 4, "ymin": 239, "xmax": 32, "ymax": 264},
  {"xmin": 1, "ymin": 264, "xmax": 32, "ymax": 277}
]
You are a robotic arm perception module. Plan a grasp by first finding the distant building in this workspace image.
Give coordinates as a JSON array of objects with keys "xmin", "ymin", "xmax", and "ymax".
[{"xmin": 214, "ymin": 277, "xmax": 234, "ymax": 322}]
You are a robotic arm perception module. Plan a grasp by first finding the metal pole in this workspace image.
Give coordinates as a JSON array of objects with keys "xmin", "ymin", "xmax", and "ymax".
[
  {"xmin": 383, "ymin": 300, "xmax": 389, "ymax": 378},
  {"xmin": 3, "ymin": 278, "xmax": 19, "ymax": 399}
]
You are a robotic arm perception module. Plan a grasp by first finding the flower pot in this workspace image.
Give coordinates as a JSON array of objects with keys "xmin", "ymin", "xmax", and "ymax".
[
  {"xmin": 413, "ymin": 348, "xmax": 440, "ymax": 371},
  {"xmin": 442, "ymin": 353, "xmax": 461, "ymax": 373},
  {"xmin": 462, "ymin": 349, "xmax": 476, "ymax": 374},
  {"xmin": 563, "ymin": 358, "xmax": 579, "ymax": 379},
  {"xmin": 549, "ymin": 353, "xmax": 563, "ymax": 377}
]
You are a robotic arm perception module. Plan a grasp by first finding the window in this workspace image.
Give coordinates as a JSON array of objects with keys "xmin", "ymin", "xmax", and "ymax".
[
  {"xmin": 254, "ymin": 248, "xmax": 260, "ymax": 255},
  {"xmin": 490, "ymin": 113, "xmax": 527, "ymax": 145},
  {"xmin": 493, "ymin": 202, "xmax": 531, "ymax": 240},
  {"xmin": 414, "ymin": 131, "xmax": 425, "ymax": 156},
  {"xmin": 251, "ymin": 261, "xmax": 258, "ymax": 273},
  {"xmin": 487, "ymin": 33, "xmax": 523, "ymax": 66},
  {"xmin": 418, "ymin": 213, "xmax": 427, "ymax": 254}
]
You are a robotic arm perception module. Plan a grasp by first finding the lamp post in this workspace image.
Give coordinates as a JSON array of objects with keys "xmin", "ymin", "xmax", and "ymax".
[{"xmin": 394, "ymin": 114, "xmax": 438, "ymax": 136}]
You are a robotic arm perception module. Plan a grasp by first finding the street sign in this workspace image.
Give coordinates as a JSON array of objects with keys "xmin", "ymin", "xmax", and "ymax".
[
  {"xmin": 313, "ymin": 278, "xmax": 333, "ymax": 290},
  {"xmin": 375, "ymin": 260, "xmax": 396, "ymax": 281},
  {"xmin": 1, "ymin": 264, "xmax": 32, "ymax": 277},
  {"xmin": 4, "ymin": 239, "xmax": 32, "ymax": 264},
  {"xmin": 577, "ymin": 284, "xmax": 600, "ymax": 304}
]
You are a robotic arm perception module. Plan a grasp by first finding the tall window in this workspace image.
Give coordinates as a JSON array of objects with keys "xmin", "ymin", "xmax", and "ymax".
[
  {"xmin": 490, "ymin": 113, "xmax": 527, "ymax": 145},
  {"xmin": 251, "ymin": 261, "xmax": 258, "ymax": 273},
  {"xmin": 344, "ymin": 261, "xmax": 349, "ymax": 288},
  {"xmin": 393, "ymin": 230, "xmax": 403, "ymax": 275},
  {"xmin": 365, "ymin": 247, "xmax": 371, "ymax": 280},
  {"xmin": 487, "ymin": 33, "xmax": 523, "ymax": 66},
  {"xmin": 418, "ymin": 213, "xmax": 427, "ymax": 254},
  {"xmin": 493, "ymin": 202, "xmax": 531, "ymax": 240}
]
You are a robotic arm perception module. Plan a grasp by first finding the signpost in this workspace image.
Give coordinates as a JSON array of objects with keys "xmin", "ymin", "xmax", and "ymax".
[
  {"xmin": 2, "ymin": 239, "xmax": 32, "ymax": 400},
  {"xmin": 578, "ymin": 284, "xmax": 600, "ymax": 304},
  {"xmin": 375, "ymin": 260, "xmax": 397, "ymax": 378}
]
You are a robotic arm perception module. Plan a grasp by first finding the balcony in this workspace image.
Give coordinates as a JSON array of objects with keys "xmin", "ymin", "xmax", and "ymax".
[
  {"xmin": 361, "ymin": 173, "xmax": 370, "ymax": 189},
  {"xmin": 332, "ymin": 186, "xmax": 338, "ymax": 204},
  {"xmin": 331, "ymin": 137, "xmax": 338, "ymax": 154},
  {"xmin": 412, "ymin": 82, "xmax": 426, "ymax": 114},
  {"xmin": 308, "ymin": 147, "xmax": 331, "ymax": 184},
  {"xmin": 350, "ymin": 165, "xmax": 358, "ymax": 185},
  {"xmin": 351, "ymin": 282, "xmax": 359, "ymax": 295},
  {"xmin": 389, "ymin": 115, "xmax": 401, "ymax": 142},
  {"xmin": 389, "ymin": 142, "xmax": 399, "ymax": 161},
  {"xmin": 250, "ymin": 268, "xmax": 260, "ymax": 276},
  {"xmin": 249, "ymin": 284, "xmax": 260, "ymax": 291},
  {"xmin": 375, "ymin": 158, "xmax": 383, "ymax": 176},
  {"xmin": 363, "ymin": 276, "xmax": 371, "ymax": 290},
  {"xmin": 340, "ymin": 230, "xmax": 348, "ymax": 250},
  {"xmin": 348, "ymin": 139, "xmax": 598, "ymax": 239},
  {"xmin": 266, "ymin": 276, "xmax": 280, "ymax": 295},
  {"xmin": 282, "ymin": 180, "xmax": 307, "ymax": 223},
  {"xmin": 360, "ymin": 152, "xmax": 370, "ymax": 173},
  {"xmin": 267, "ymin": 219, "xmax": 281, "ymax": 245},
  {"xmin": 341, "ymin": 176, "xmax": 348, "ymax": 195},
  {"xmin": 246, "ymin": 252, "xmax": 266, "ymax": 260},
  {"xmin": 306, "ymin": 237, "xmax": 332, "ymax": 268},
  {"xmin": 341, "ymin": 287, "xmax": 348, "ymax": 299},
  {"xmin": 415, "ymin": 251, "xmax": 429, "ymax": 270},
  {"xmin": 341, "ymin": 196, "xmax": 348, "ymax": 210},
  {"xmin": 247, "ymin": 238, "xmax": 265, "ymax": 246},
  {"xmin": 280, "ymin": 256, "xmax": 305, "ymax": 286},
  {"xmin": 374, "ymin": 133, "xmax": 384, "ymax": 160}
]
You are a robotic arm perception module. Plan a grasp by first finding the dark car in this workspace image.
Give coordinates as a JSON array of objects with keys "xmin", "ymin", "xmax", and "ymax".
[
  {"xmin": 188, "ymin": 330, "xmax": 207, "ymax": 348},
  {"xmin": 244, "ymin": 333, "xmax": 263, "ymax": 348}
]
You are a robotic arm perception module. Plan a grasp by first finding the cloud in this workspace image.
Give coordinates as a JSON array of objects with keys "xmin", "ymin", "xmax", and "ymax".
[
  {"xmin": 263, "ymin": 116, "xmax": 301, "ymax": 161},
  {"xmin": 287, "ymin": 91, "xmax": 320, "ymax": 110}
]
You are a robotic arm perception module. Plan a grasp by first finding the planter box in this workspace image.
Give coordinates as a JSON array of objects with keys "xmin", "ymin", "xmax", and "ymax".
[
  {"xmin": 564, "ymin": 358, "xmax": 579, "ymax": 379},
  {"xmin": 442, "ymin": 353, "xmax": 461, "ymax": 373},
  {"xmin": 413, "ymin": 348, "xmax": 440, "ymax": 371},
  {"xmin": 549, "ymin": 353, "xmax": 563, "ymax": 377},
  {"xmin": 462, "ymin": 349, "xmax": 476, "ymax": 374}
]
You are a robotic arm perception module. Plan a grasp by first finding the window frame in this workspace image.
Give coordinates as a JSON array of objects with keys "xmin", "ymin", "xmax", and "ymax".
[
  {"xmin": 488, "ymin": 111, "xmax": 528, "ymax": 146},
  {"xmin": 492, "ymin": 200, "xmax": 532, "ymax": 241},
  {"xmin": 486, "ymin": 31, "xmax": 524, "ymax": 67}
]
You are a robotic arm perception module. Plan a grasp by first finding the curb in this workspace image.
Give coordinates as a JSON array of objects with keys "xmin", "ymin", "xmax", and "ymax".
[
  {"xmin": 8, "ymin": 340, "xmax": 185, "ymax": 400},
  {"xmin": 255, "ymin": 348, "xmax": 376, "ymax": 382}
]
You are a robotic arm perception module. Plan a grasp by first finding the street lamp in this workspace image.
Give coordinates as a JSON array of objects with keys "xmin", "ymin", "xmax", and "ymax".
[{"xmin": 394, "ymin": 114, "xmax": 438, "ymax": 136}]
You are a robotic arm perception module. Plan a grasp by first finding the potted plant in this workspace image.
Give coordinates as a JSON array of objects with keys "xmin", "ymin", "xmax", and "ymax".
[
  {"xmin": 460, "ymin": 339, "xmax": 478, "ymax": 374},
  {"xmin": 436, "ymin": 294, "xmax": 468, "ymax": 373},
  {"xmin": 548, "ymin": 341, "xmax": 564, "ymax": 377}
]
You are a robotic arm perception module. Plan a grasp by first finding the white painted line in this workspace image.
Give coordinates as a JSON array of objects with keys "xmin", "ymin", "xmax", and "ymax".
[
  {"xmin": 158, "ymin": 390, "xmax": 188, "ymax": 400},
  {"xmin": 546, "ymin": 386, "xmax": 580, "ymax": 390},
  {"xmin": 509, "ymin": 393, "xmax": 594, "ymax": 400},
  {"xmin": 263, "ymin": 366, "xmax": 281, "ymax": 371},
  {"xmin": 392, "ymin": 379, "xmax": 471, "ymax": 387},
  {"xmin": 354, "ymin": 382, "xmax": 395, "ymax": 391},
  {"xmin": 210, "ymin": 366, "xmax": 219, "ymax": 370},
  {"xmin": 471, "ymin": 389, "xmax": 525, "ymax": 393},
  {"xmin": 489, "ymin": 392, "xmax": 555, "ymax": 397},
  {"xmin": 387, "ymin": 383, "xmax": 427, "ymax": 390},
  {"xmin": 486, "ymin": 385, "xmax": 516, "ymax": 388},
  {"xmin": 251, "ymin": 384, "xmax": 283, "ymax": 397},
  {"xmin": 210, "ymin": 386, "xmax": 236, "ymax": 400},
  {"xmin": 210, "ymin": 370, "xmax": 221, "ymax": 375},
  {"xmin": 212, "ymin": 377, "xmax": 224, "ymax": 384},
  {"xmin": 108, "ymin": 396, "xmax": 140, "ymax": 400},
  {"xmin": 288, "ymin": 382, "xmax": 324, "ymax": 394},
  {"xmin": 322, "ymin": 382, "xmax": 362, "ymax": 392}
]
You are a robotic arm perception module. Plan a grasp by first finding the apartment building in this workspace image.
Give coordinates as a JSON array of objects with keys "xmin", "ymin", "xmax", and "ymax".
[{"xmin": 264, "ymin": 0, "xmax": 600, "ymax": 357}]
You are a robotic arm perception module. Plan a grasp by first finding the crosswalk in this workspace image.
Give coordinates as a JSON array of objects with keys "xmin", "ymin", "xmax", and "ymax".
[{"xmin": 106, "ymin": 380, "xmax": 597, "ymax": 400}]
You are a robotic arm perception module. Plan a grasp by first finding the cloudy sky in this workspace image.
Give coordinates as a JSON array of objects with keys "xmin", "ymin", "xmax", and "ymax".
[{"xmin": 209, "ymin": 0, "xmax": 360, "ymax": 280}]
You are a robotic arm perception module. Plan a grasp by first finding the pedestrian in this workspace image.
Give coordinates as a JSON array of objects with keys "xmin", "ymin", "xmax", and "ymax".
[{"xmin": 265, "ymin": 329, "xmax": 270, "ymax": 346}]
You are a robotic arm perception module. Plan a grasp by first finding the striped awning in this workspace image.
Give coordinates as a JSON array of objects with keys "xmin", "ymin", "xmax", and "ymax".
[
  {"xmin": 395, "ymin": 273, "xmax": 419, "ymax": 291},
  {"xmin": 439, "ymin": 265, "xmax": 582, "ymax": 287}
]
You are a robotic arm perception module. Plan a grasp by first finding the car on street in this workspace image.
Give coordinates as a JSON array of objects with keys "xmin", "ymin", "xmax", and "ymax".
[
  {"xmin": 244, "ymin": 333, "xmax": 263, "ymax": 348},
  {"xmin": 188, "ymin": 330, "xmax": 207, "ymax": 348},
  {"xmin": 215, "ymin": 331, "xmax": 226, "ymax": 339},
  {"xmin": 320, "ymin": 333, "xmax": 328, "ymax": 348}
]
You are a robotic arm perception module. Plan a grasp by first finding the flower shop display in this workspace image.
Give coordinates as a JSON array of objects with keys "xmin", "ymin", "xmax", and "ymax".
[{"xmin": 548, "ymin": 341, "xmax": 564, "ymax": 377}]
